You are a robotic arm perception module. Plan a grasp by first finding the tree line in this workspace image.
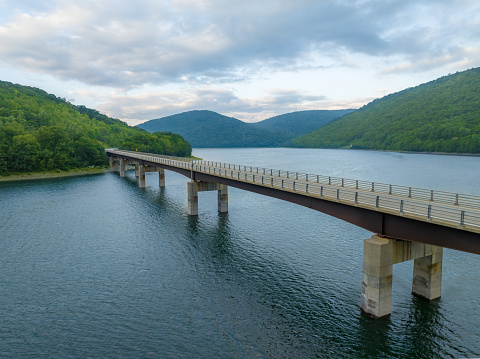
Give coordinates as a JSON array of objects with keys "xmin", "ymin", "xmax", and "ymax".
[{"xmin": 0, "ymin": 81, "xmax": 192, "ymax": 174}]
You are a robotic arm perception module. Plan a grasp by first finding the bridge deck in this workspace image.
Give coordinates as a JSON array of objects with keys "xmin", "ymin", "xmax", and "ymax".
[{"xmin": 106, "ymin": 149, "xmax": 480, "ymax": 254}]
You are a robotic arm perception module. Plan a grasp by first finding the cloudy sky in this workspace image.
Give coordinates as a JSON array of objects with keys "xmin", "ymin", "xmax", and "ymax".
[{"xmin": 0, "ymin": 0, "xmax": 478, "ymax": 125}]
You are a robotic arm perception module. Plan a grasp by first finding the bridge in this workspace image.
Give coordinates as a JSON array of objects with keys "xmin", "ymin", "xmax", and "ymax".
[{"xmin": 106, "ymin": 148, "xmax": 480, "ymax": 318}]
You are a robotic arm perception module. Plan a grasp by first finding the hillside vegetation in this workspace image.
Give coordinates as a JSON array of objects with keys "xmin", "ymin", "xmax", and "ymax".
[
  {"xmin": 252, "ymin": 109, "xmax": 354, "ymax": 137},
  {"xmin": 138, "ymin": 110, "xmax": 288, "ymax": 147},
  {"xmin": 0, "ymin": 81, "xmax": 191, "ymax": 174},
  {"xmin": 294, "ymin": 68, "xmax": 480, "ymax": 153},
  {"xmin": 138, "ymin": 109, "xmax": 351, "ymax": 147}
]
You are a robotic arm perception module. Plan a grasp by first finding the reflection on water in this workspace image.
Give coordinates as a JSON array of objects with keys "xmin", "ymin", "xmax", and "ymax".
[{"xmin": 1, "ymin": 148, "xmax": 480, "ymax": 358}]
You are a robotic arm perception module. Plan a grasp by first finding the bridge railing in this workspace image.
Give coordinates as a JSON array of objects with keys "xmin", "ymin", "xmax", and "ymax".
[
  {"xmin": 198, "ymin": 166, "xmax": 480, "ymax": 231},
  {"xmin": 193, "ymin": 159, "xmax": 480, "ymax": 210},
  {"xmin": 106, "ymin": 149, "xmax": 480, "ymax": 230}
]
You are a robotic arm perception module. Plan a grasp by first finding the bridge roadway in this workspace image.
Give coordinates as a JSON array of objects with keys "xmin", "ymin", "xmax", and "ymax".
[
  {"xmin": 106, "ymin": 148, "xmax": 480, "ymax": 318},
  {"xmin": 107, "ymin": 148, "xmax": 480, "ymax": 254}
]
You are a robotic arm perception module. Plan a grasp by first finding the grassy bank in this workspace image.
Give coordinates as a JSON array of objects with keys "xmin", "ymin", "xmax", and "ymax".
[{"xmin": 0, "ymin": 166, "xmax": 111, "ymax": 182}]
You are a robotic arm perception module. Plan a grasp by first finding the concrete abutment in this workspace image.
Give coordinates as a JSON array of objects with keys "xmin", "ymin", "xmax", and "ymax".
[{"xmin": 361, "ymin": 235, "xmax": 443, "ymax": 318}]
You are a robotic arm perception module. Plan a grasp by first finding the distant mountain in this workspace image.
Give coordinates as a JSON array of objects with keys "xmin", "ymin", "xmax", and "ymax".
[
  {"xmin": 138, "ymin": 109, "xmax": 353, "ymax": 148},
  {"xmin": 253, "ymin": 109, "xmax": 354, "ymax": 137},
  {"xmin": 294, "ymin": 67, "xmax": 480, "ymax": 154},
  {"xmin": 138, "ymin": 110, "xmax": 288, "ymax": 147}
]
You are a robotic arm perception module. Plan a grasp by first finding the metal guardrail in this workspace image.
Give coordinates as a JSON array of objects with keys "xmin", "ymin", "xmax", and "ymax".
[
  {"xmin": 106, "ymin": 149, "xmax": 480, "ymax": 232},
  {"xmin": 193, "ymin": 160, "xmax": 480, "ymax": 210}
]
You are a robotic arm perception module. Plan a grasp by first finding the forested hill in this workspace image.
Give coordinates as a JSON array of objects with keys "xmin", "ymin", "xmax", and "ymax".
[
  {"xmin": 252, "ymin": 109, "xmax": 354, "ymax": 137},
  {"xmin": 138, "ymin": 110, "xmax": 288, "ymax": 147},
  {"xmin": 294, "ymin": 67, "xmax": 480, "ymax": 153},
  {"xmin": 138, "ymin": 109, "xmax": 352, "ymax": 147},
  {"xmin": 0, "ymin": 81, "xmax": 191, "ymax": 174}
]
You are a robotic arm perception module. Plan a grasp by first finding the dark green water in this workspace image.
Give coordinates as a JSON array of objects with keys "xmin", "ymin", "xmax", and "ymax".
[{"xmin": 1, "ymin": 148, "xmax": 479, "ymax": 358}]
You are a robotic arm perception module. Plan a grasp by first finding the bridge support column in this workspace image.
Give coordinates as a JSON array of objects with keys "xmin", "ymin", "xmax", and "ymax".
[
  {"xmin": 187, "ymin": 181, "xmax": 199, "ymax": 216},
  {"xmin": 135, "ymin": 163, "xmax": 140, "ymax": 177},
  {"xmin": 158, "ymin": 168, "xmax": 165, "ymax": 187},
  {"xmin": 187, "ymin": 181, "xmax": 229, "ymax": 216},
  {"xmin": 218, "ymin": 184, "xmax": 228, "ymax": 213},
  {"xmin": 138, "ymin": 165, "xmax": 146, "ymax": 188},
  {"xmin": 361, "ymin": 235, "xmax": 443, "ymax": 318},
  {"xmin": 109, "ymin": 157, "xmax": 114, "ymax": 170},
  {"xmin": 119, "ymin": 159, "xmax": 126, "ymax": 178},
  {"xmin": 412, "ymin": 247, "xmax": 443, "ymax": 300},
  {"xmin": 361, "ymin": 236, "xmax": 393, "ymax": 318}
]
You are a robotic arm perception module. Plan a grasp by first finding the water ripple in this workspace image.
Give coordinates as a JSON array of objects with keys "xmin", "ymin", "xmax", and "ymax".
[{"xmin": 1, "ymin": 150, "xmax": 480, "ymax": 358}]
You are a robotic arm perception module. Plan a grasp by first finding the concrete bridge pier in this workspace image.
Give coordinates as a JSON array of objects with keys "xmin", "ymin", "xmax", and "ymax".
[
  {"xmin": 412, "ymin": 249, "xmax": 443, "ymax": 300},
  {"xmin": 138, "ymin": 165, "xmax": 146, "ymax": 188},
  {"xmin": 109, "ymin": 157, "xmax": 115, "ymax": 170},
  {"xmin": 187, "ymin": 181, "xmax": 228, "ymax": 216},
  {"xmin": 135, "ymin": 163, "xmax": 140, "ymax": 177},
  {"xmin": 361, "ymin": 235, "xmax": 443, "ymax": 318},
  {"xmin": 218, "ymin": 184, "xmax": 228, "ymax": 213},
  {"xmin": 119, "ymin": 159, "xmax": 127, "ymax": 178},
  {"xmin": 158, "ymin": 168, "xmax": 165, "ymax": 187}
]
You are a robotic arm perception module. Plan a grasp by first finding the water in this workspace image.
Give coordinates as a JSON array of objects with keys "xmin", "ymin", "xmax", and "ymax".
[{"xmin": 1, "ymin": 148, "xmax": 479, "ymax": 358}]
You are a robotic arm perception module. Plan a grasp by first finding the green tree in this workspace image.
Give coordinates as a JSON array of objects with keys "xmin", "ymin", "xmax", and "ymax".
[
  {"xmin": 10, "ymin": 134, "xmax": 41, "ymax": 172},
  {"xmin": 0, "ymin": 80, "xmax": 192, "ymax": 175}
]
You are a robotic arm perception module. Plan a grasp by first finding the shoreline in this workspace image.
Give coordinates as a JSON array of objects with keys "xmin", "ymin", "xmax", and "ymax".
[
  {"xmin": 282, "ymin": 146, "xmax": 480, "ymax": 157},
  {"xmin": 2, "ymin": 147, "xmax": 478, "ymax": 183},
  {"xmin": 0, "ymin": 167, "xmax": 112, "ymax": 182},
  {"xmin": 339, "ymin": 148, "xmax": 480, "ymax": 157},
  {"xmin": 194, "ymin": 146, "xmax": 480, "ymax": 157}
]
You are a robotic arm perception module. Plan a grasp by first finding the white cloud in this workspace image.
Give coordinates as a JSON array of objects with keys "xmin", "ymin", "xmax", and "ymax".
[{"xmin": 0, "ymin": 0, "xmax": 478, "ymax": 124}]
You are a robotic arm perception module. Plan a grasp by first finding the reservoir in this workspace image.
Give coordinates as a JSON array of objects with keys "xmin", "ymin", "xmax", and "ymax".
[{"xmin": 1, "ymin": 148, "xmax": 479, "ymax": 358}]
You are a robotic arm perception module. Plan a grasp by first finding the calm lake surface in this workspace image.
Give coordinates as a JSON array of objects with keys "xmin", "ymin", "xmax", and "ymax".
[{"xmin": 1, "ymin": 148, "xmax": 479, "ymax": 358}]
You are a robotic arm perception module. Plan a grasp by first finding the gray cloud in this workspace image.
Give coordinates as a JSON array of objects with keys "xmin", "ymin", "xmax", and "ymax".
[
  {"xmin": 1, "ymin": 0, "xmax": 478, "ymax": 125},
  {"xmin": 1, "ymin": 0, "xmax": 477, "ymax": 89}
]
